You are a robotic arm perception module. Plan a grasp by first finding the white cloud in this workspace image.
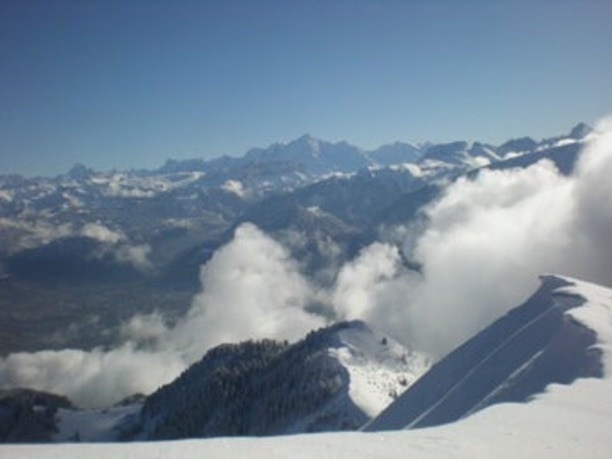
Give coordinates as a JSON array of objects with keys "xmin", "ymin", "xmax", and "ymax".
[
  {"xmin": 113, "ymin": 243, "xmax": 154, "ymax": 271},
  {"xmin": 332, "ymin": 242, "xmax": 405, "ymax": 319},
  {"xmin": 569, "ymin": 117, "xmax": 612, "ymax": 286},
  {"xmin": 168, "ymin": 223, "xmax": 324, "ymax": 361},
  {"xmin": 402, "ymin": 160, "xmax": 574, "ymax": 354},
  {"xmin": 80, "ymin": 223, "xmax": 154, "ymax": 271},
  {"xmin": 0, "ymin": 218, "xmax": 74, "ymax": 251},
  {"xmin": 0, "ymin": 346, "xmax": 184, "ymax": 409},
  {"xmin": 120, "ymin": 311, "xmax": 168, "ymax": 344},
  {"xmin": 392, "ymin": 117, "xmax": 612, "ymax": 356},
  {"xmin": 221, "ymin": 179, "xmax": 246, "ymax": 197},
  {"xmin": 81, "ymin": 223, "xmax": 124, "ymax": 244},
  {"xmin": 0, "ymin": 223, "xmax": 325, "ymax": 407},
  {"xmin": 0, "ymin": 190, "xmax": 13, "ymax": 202},
  {"xmin": 323, "ymin": 117, "xmax": 612, "ymax": 358}
]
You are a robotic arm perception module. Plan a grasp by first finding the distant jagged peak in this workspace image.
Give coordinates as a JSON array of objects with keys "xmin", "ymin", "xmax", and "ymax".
[
  {"xmin": 427, "ymin": 140, "xmax": 470, "ymax": 153},
  {"xmin": 282, "ymin": 134, "xmax": 365, "ymax": 159},
  {"xmin": 368, "ymin": 141, "xmax": 423, "ymax": 166},
  {"xmin": 569, "ymin": 122, "xmax": 592, "ymax": 140},
  {"xmin": 419, "ymin": 141, "xmax": 470, "ymax": 165},
  {"xmin": 285, "ymin": 133, "xmax": 324, "ymax": 157},
  {"xmin": 497, "ymin": 136, "xmax": 538, "ymax": 157},
  {"xmin": 292, "ymin": 133, "xmax": 320, "ymax": 147},
  {"xmin": 66, "ymin": 163, "xmax": 94, "ymax": 180},
  {"xmin": 245, "ymin": 134, "xmax": 323, "ymax": 160}
]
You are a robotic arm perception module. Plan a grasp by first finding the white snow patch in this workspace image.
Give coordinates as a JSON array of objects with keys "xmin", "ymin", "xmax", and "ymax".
[
  {"xmin": 61, "ymin": 193, "xmax": 84, "ymax": 209},
  {"xmin": 330, "ymin": 325, "xmax": 430, "ymax": 417},
  {"xmin": 469, "ymin": 155, "xmax": 491, "ymax": 167},
  {"xmin": 389, "ymin": 163, "xmax": 423, "ymax": 177},
  {"xmin": 0, "ymin": 218, "xmax": 74, "ymax": 251},
  {"xmin": 81, "ymin": 223, "xmax": 124, "ymax": 244},
  {"xmin": 0, "ymin": 189, "xmax": 13, "ymax": 202},
  {"xmin": 554, "ymin": 138, "xmax": 579, "ymax": 148},
  {"xmin": 113, "ymin": 244, "xmax": 153, "ymax": 271},
  {"xmin": 306, "ymin": 206, "xmax": 323, "ymax": 216},
  {"xmin": 319, "ymin": 171, "xmax": 356, "ymax": 181},
  {"xmin": 99, "ymin": 172, "xmax": 205, "ymax": 198},
  {"xmin": 503, "ymin": 150, "xmax": 526, "ymax": 159},
  {"xmin": 221, "ymin": 179, "xmax": 246, "ymax": 197}
]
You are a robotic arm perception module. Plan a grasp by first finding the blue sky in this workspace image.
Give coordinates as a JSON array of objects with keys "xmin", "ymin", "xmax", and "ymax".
[{"xmin": 1, "ymin": 0, "xmax": 611, "ymax": 176}]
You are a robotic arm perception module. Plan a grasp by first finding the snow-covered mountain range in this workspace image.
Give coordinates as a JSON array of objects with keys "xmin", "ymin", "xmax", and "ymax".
[
  {"xmin": 0, "ymin": 124, "xmax": 591, "ymax": 353},
  {"xmin": 0, "ymin": 123, "xmax": 589, "ymax": 259},
  {"xmin": 1, "ymin": 120, "xmax": 610, "ymax": 454}
]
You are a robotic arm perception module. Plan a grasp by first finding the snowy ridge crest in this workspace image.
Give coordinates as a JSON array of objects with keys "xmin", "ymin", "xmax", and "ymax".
[{"xmin": 365, "ymin": 275, "xmax": 605, "ymax": 431}]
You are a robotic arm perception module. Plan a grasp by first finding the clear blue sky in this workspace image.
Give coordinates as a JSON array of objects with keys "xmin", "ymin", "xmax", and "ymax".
[{"xmin": 1, "ymin": 0, "xmax": 611, "ymax": 176}]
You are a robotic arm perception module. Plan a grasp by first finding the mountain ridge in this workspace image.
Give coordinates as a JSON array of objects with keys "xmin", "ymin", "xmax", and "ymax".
[
  {"xmin": 364, "ymin": 275, "xmax": 603, "ymax": 431},
  {"xmin": 120, "ymin": 320, "xmax": 429, "ymax": 440}
]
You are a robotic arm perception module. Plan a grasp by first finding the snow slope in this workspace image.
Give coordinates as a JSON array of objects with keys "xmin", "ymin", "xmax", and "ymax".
[
  {"xmin": 329, "ymin": 323, "xmax": 430, "ymax": 418},
  {"xmin": 3, "ymin": 275, "xmax": 612, "ymax": 457},
  {"xmin": 364, "ymin": 275, "xmax": 602, "ymax": 431}
]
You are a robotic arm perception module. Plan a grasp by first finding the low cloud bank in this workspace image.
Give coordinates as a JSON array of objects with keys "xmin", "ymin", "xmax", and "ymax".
[
  {"xmin": 397, "ymin": 118, "xmax": 612, "ymax": 354},
  {"xmin": 332, "ymin": 117, "xmax": 612, "ymax": 355},
  {"xmin": 0, "ymin": 224, "xmax": 325, "ymax": 407},
  {"xmin": 165, "ymin": 223, "xmax": 324, "ymax": 362},
  {"xmin": 2, "ymin": 118, "xmax": 612, "ymax": 406},
  {"xmin": 0, "ymin": 346, "xmax": 184, "ymax": 408}
]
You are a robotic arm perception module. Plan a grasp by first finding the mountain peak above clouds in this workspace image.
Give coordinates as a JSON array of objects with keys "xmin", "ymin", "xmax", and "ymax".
[
  {"xmin": 418, "ymin": 141, "xmax": 495, "ymax": 168},
  {"xmin": 497, "ymin": 136, "xmax": 538, "ymax": 157},
  {"xmin": 65, "ymin": 123, "xmax": 590, "ymax": 199},
  {"xmin": 243, "ymin": 135, "xmax": 370, "ymax": 175},
  {"xmin": 368, "ymin": 142, "xmax": 423, "ymax": 166},
  {"xmin": 569, "ymin": 122, "xmax": 593, "ymax": 139}
]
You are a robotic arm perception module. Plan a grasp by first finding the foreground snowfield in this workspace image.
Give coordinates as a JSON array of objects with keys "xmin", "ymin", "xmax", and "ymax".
[{"xmin": 2, "ymin": 276, "xmax": 612, "ymax": 458}]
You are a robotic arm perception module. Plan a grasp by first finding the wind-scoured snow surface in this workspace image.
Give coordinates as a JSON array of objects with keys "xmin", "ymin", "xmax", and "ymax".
[{"xmin": 3, "ymin": 275, "xmax": 612, "ymax": 458}]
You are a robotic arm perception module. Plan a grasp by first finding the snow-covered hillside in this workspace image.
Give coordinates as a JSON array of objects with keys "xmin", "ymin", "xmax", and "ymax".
[
  {"xmin": 117, "ymin": 321, "xmax": 429, "ymax": 440},
  {"xmin": 364, "ymin": 275, "xmax": 602, "ymax": 431},
  {"xmin": 2, "ymin": 275, "xmax": 612, "ymax": 457}
]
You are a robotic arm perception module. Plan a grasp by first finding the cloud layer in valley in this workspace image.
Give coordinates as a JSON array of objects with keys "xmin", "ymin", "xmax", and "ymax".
[
  {"xmin": 165, "ymin": 223, "xmax": 325, "ymax": 362},
  {"xmin": 1, "ymin": 118, "xmax": 612, "ymax": 406},
  {"xmin": 396, "ymin": 118, "xmax": 612, "ymax": 354},
  {"xmin": 0, "ymin": 224, "xmax": 325, "ymax": 407},
  {"xmin": 331, "ymin": 117, "xmax": 612, "ymax": 356}
]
